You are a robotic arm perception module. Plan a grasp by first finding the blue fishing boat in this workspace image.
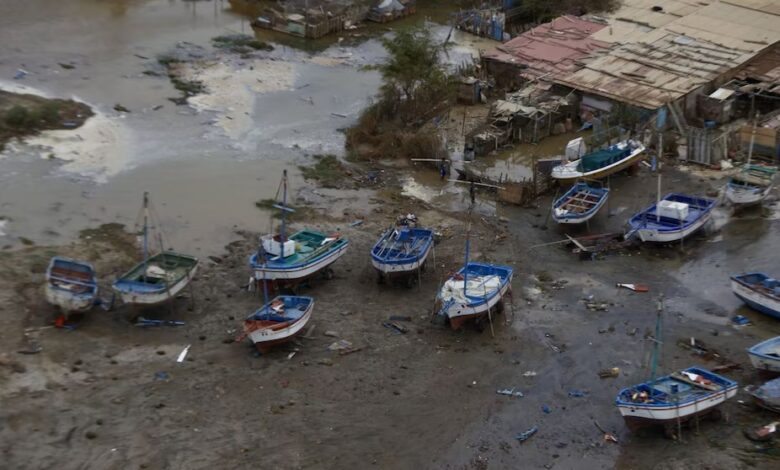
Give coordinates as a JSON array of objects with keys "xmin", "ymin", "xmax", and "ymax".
[
  {"xmin": 731, "ymin": 273, "xmax": 780, "ymax": 321},
  {"xmin": 249, "ymin": 170, "xmax": 348, "ymax": 286},
  {"xmin": 626, "ymin": 193, "xmax": 715, "ymax": 243},
  {"xmin": 45, "ymin": 257, "xmax": 98, "ymax": 314},
  {"xmin": 551, "ymin": 182, "xmax": 610, "ymax": 224},
  {"xmin": 240, "ymin": 295, "xmax": 314, "ymax": 354},
  {"xmin": 371, "ymin": 226, "xmax": 434, "ymax": 284},
  {"xmin": 113, "ymin": 193, "xmax": 199, "ymax": 306},
  {"xmin": 746, "ymin": 336, "xmax": 780, "ymax": 374}
]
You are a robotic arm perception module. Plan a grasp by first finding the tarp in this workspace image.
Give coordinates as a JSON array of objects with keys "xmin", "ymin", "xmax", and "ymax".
[
  {"xmin": 578, "ymin": 147, "xmax": 630, "ymax": 173},
  {"xmin": 375, "ymin": 0, "xmax": 404, "ymax": 12}
]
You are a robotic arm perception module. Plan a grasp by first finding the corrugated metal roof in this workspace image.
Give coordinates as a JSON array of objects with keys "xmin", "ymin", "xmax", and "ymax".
[{"xmin": 556, "ymin": 0, "xmax": 780, "ymax": 109}]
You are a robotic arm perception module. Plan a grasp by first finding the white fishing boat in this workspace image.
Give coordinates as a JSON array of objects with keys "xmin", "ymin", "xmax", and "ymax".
[
  {"xmin": 725, "ymin": 164, "xmax": 776, "ymax": 206},
  {"xmin": 746, "ymin": 336, "xmax": 780, "ymax": 374},
  {"xmin": 552, "ymin": 139, "xmax": 645, "ymax": 183},
  {"xmin": 240, "ymin": 296, "xmax": 314, "ymax": 354}
]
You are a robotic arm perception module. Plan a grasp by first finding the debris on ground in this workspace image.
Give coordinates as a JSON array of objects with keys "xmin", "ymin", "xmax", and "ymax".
[
  {"xmin": 176, "ymin": 345, "xmax": 191, "ymax": 363},
  {"xmin": 676, "ymin": 337, "xmax": 723, "ymax": 361},
  {"xmin": 522, "ymin": 371, "xmax": 537, "ymax": 377},
  {"xmin": 154, "ymin": 371, "xmax": 170, "ymax": 381},
  {"xmin": 338, "ymin": 347, "xmax": 363, "ymax": 356},
  {"xmin": 135, "ymin": 317, "xmax": 186, "ymax": 327},
  {"xmin": 541, "ymin": 405, "xmax": 551, "ymax": 414},
  {"xmin": 496, "ymin": 388, "xmax": 524, "ymax": 397},
  {"xmin": 515, "ymin": 426, "xmax": 538, "ymax": 442},
  {"xmin": 323, "ymin": 330, "xmax": 339, "ymax": 337},
  {"xmin": 327, "ymin": 339, "xmax": 353, "ymax": 351},
  {"xmin": 585, "ymin": 301, "xmax": 609, "ymax": 312},
  {"xmin": 598, "ymin": 367, "xmax": 620, "ymax": 378},
  {"xmin": 604, "ymin": 433, "xmax": 618, "ymax": 443},
  {"xmin": 616, "ymin": 283, "xmax": 649, "ymax": 292},
  {"xmin": 731, "ymin": 315, "xmax": 751, "ymax": 326},
  {"xmin": 567, "ymin": 389, "xmax": 588, "ymax": 398},
  {"xmin": 744, "ymin": 421, "xmax": 778, "ymax": 442},
  {"xmin": 382, "ymin": 321, "xmax": 408, "ymax": 334},
  {"xmin": 349, "ymin": 220, "xmax": 363, "ymax": 227},
  {"xmin": 113, "ymin": 103, "xmax": 130, "ymax": 113}
]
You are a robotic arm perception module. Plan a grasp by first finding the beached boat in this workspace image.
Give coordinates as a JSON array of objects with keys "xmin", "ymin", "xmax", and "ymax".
[
  {"xmin": 436, "ymin": 262, "xmax": 513, "ymax": 330},
  {"xmin": 371, "ymin": 226, "xmax": 434, "ymax": 282},
  {"xmin": 551, "ymin": 139, "xmax": 645, "ymax": 183},
  {"xmin": 725, "ymin": 164, "xmax": 776, "ymax": 206},
  {"xmin": 113, "ymin": 193, "xmax": 199, "ymax": 306},
  {"xmin": 241, "ymin": 295, "xmax": 314, "ymax": 353},
  {"xmin": 746, "ymin": 377, "xmax": 780, "ymax": 413},
  {"xmin": 746, "ymin": 336, "xmax": 780, "ymax": 374},
  {"xmin": 616, "ymin": 367, "xmax": 738, "ymax": 432},
  {"xmin": 626, "ymin": 193, "xmax": 715, "ymax": 243},
  {"xmin": 551, "ymin": 182, "xmax": 610, "ymax": 225},
  {"xmin": 249, "ymin": 170, "xmax": 348, "ymax": 285},
  {"xmin": 45, "ymin": 257, "xmax": 98, "ymax": 314},
  {"xmin": 731, "ymin": 273, "xmax": 780, "ymax": 321}
]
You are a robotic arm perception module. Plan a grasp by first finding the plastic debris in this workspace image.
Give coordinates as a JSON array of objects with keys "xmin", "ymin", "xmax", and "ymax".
[
  {"xmin": 522, "ymin": 371, "xmax": 537, "ymax": 377},
  {"xmin": 154, "ymin": 371, "xmax": 170, "ymax": 381},
  {"xmin": 135, "ymin": 317, "xmax": 185, "ymax": 327},
  {"xmin": 13, "ymin": 69, "xmax": 28, "ymax": 80},
  {"xmin": 349, "ymin": 220, "xmax": 363, "ymax": 227},
  {"xmin": 542, "ymin": 405, "xmax": 551, "ymax": 414},
  {"xmin": 744, "ymin": 421, "xmax": 779, "ymax": 442},
  {"xmin": 616, "ymin": 283, "xmax": 649, "ymax": 292},
  {"xmin": 176, "ymin": 345, "xmax": 191, "ymax": 363},
  {"xmin": 496, "ymin": 388, "xmax": 524, "ymax": 397},
  {"xmin": 327, "ymin": 339, "xmax": 353, "ymax": 351},
  {"xmin": 598, "ymin": 367, "xmax": 620, "ymax": 378},
  {"xmin": 382, "ymin": 321, "xmax": 408, "ymax": 334},
  {"xmin": 516, "ymin": 426, "xmax": 538, "ymax": 442},
  {"xmin": 568, "ymin": 389, "xmax": 588, "ymax": 398},
  {"xmin": 731, "ymin": 315, "xmax": 751, "ymax": 326},
  {"xmin": 604, "ymin": 433, "xmax": 618, "ymax": 443}
]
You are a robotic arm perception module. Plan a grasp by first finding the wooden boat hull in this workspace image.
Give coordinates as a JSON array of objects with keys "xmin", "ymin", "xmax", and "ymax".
[
  {"xmin": 113, "ymin": 256, "xmax": 199, "ymax": 306},
  {"xmin": 746, "ymin": 336, "xmax": 780, "ymax": 374},
  {"xmin": 371, "ymin": 229, "xmax": 434, "ymax": 275},
  {"xmin": 438, "ymin": 265, "xmax": 513, "ymax": 330},
  {"xmin": 552, "ymin": 143, "xmax": 645, "ymax": 183},
  {"xmin": 634, "ymin": 210, "xmax": 712, "ymax": 243},
  {"xmin": 618, "ymin": 386, "xmax": 736, "ymax": 423},
  {"xmin": 551, "ymin": 183, "xmax": 609, "ymax": 225},
  {"xmin": 246, "ymin": 301, "xmax": 313, "ymax": 354},
  {"xmin": 252, "ymin": 241, "xmax": 348, "ymax": 282},
  {"xmin": 44, "ymin": 257, "xmax": 98, "ymax": 313},
  {"xmin": 45, "ymin": 284, "xmax": 96, "ymax": 313},
  {"xmin": 725, "ymin": 183, "xmax": 771, "ymax": 206},
  {"xmin": 731, "ymin": 277, "xmax": 780, "ymax": 320}
]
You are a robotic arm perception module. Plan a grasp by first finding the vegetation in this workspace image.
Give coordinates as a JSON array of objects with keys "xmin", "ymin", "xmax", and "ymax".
[
  {"xmin": 346, "ymin": 27, "xmax": 454, "ymax": 160},
  {"xmin": 299, "ymin": 154, "xmax": 351, "ymax": 189},
  {"xmin": 514, "ymin": 0, "xmax": 620, "ymax": 24},
  {"xmin": 0, "ymin": 91, "xmax": 92, "ymax": 151}
]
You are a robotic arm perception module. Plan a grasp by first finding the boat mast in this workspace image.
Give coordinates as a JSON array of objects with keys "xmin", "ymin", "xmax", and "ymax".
[
  {"xmin": 656, "ymin": 173, "xmax": 662, "ymax": 223},
  {"xmin": 281, "ymin": 170, "xmax": 288, "ymax": 244},
  {"xmin": 747, "ymin": 113, "xmax": 758, "ymax": 167},
  {"xmin": 142, "ymin": 192, "xmax": 149, "ymax": 276},
  {"xmin": 649, "ymin": 294, "xmax": 664, "ymax": 383}
]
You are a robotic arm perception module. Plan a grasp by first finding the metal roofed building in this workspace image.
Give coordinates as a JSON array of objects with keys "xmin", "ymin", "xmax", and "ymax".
[{"xmin": 555, "ymin": 0, "xmax": 780, "ymax": 114}]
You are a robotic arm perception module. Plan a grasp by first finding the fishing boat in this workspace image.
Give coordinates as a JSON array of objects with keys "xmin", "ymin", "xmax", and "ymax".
[
  {"xmin": 371, "ymin": 226, "xmax": 434, "ymax": 284},
  {"xmin": 113, "ymin": 193, "xmax": 199, "ymax": 306},
  {"xmin": 551, "ymin": 139, "xmax": 645, "ymax": 183},
  {"xmin": 731, "ymin": 273, "xmax": 780, "ymax": 320},
  {"xmin": 615, "ymin": 297, "xmax": 738, "ymax": 435},
  {"xmin": 626, "ymin": 193, "xmax": 716, "ymax": 243},
  {"xmin": 746, "ymin": 336, "xmax": 780, "ymax": 374},
  {"xmin": 725, "ymin": 164, "xmax": 777, "ymax": 206},
  {"xmin": 240, "ymin": 295, "xmax": 314, "ymax": 353},
  {"xmin": 746, "ymin": 377, "xmax": 780, "ymax": 413},
  {"xmin": 551, "ymin": 182, "xmax": 610, "ymax": 224},
  {"xmin": 248, "ymin": 171, "xmax": 348, "ymax": 286},
  {"xmin": 45, "ymin": 257, "xmax": 98, "ymax": 314}
]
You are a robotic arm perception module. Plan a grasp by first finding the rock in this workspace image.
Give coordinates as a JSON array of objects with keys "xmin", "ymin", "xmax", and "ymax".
[{"xmin": 113, "ymin": 103, "xmax": 130, "ymax": 113}]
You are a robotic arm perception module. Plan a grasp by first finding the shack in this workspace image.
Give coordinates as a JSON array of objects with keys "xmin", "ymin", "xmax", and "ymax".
[{"xmin": 367, "ymin": 0, "xmax": 415, "ymax": 23}]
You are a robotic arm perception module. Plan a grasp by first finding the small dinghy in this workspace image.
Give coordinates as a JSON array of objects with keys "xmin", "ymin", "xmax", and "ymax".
[
  {"xmin": 552, "ymin": 139, "xmax": 645, "ymax": 183},
  {"xmin": 626, "ymin": 193, "xmax": 716, "ymax": 243},
  {"xmin": 746, "ymin": 336, "xmax": 780, "ymax": 374},
  {"xmin": 113, "ymin": 193, "xmax": 199, "ymax": 306},
  {"xmin": 552, "ymin": 182, "xmax": 609, "ymax": 225},
  {"xmin": 746, "ymin": 376, "xmax": 780, "ymax": 413},
  {"xmin": 371, "ymin": 226, "xmax": 434, "ymax": 284},
  {"xmin": 240, "ymin": 295, "xmax": 314, "ymax": 354},
  {"xmin": 732, "ymin": 273, "xmax": 780, "ymax": 321},
  {"xmin": 725, "ymin": 164, "xmax": 776, "ymax": 206},
  {"xmin": 45, "ymin": 257, "xmax": 98, "ymax": 314}
]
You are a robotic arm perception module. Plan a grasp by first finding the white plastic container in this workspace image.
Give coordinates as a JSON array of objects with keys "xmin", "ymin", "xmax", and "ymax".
[
  {"xmin": 657, "ymin": 200, "xmax": 689, "ymax": 220},
  {"xmin": 565, "ymin": 137, "xmax": 586, "ymax": 161},
  {"xmin": 261, "ymin": 235, "xmax": 296, "ymax": 258}
]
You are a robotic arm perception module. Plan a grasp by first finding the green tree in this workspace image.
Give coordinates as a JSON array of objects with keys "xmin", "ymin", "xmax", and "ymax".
[{"xmin": 379, "ymin": 27, "xmax": 446, "ymax": 103}]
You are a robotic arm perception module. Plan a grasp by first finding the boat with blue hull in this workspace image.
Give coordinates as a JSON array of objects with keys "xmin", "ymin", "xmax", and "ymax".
[
  {"xmin": 731, "ymin": 273, "xmax": 780, "ymax": 321},
  {"xmin": 436, "ymin": 262, "xmax": 513, "ymax": 330},
  {"xmin": 747, "ymin": 336, "xmax": 780, "ymax": 374},
  {"xmin": 552, "ymin": 182, "xmax": 609, "ymax": 225},
  {"xmin": 45, "ymin": 257, "xmax": 98, "ymax": 314},
  {"xmin": 726, "ymin": 164, "xmax": 776, "ymax": 206},
  {"xmin": 240, "ymin": 295, "xmax": 314, "ymax": 353},
  {"xmin": 626, "ymin": 193, "xmax": 715, "ymax": 243},
  {"xmin": 371, "ymin": 227, "xmax": 434, "ymax": 283},
  {"xmin": 249, "ymin": 171, "xmax": 348, "ymax": 286}
]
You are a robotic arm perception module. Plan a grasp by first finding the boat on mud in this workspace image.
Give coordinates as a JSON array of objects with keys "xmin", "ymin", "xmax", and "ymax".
[
  {"xmin": 746, "ymin": 376, "xmax": 780, "ymax": 413},
  {"xmin": 371, "ymin": 225, "xmax": 434, "ymax": 285},
  {"xmin": 551, "ymin": 182, "xmax": 610, "ymax": 225},
  {"xmin": 626, "ymin": 193, "xmax": 716, "ymax": 243},
  {"xmin": 113, "ymin": 193, "xmax": 199, "ymax": 306},
  {"xmin": 436, "ymin": 262, "xmax": 513, "ymax": 330},
  {"xmin": 249, "ymin": 170, "xmax": 348, "ymax": 287},
  {"xmin": 45, "ymin": 257, "xmax": 98, "ymax": 314},
  {"xmin": 731, "ymin": 273, "xmax": 780, "ymax": 321},
  {"xmin": 240, "ymin": 295, "xmax": 314, "ymax": 354},
  {"xmin": 726, "ymin": 164, "xmax": 777, "ymax": 206},
  {"xmin": 616, "ymin": 367, "xmax": 738, "ymax": 434},
  {"xmin": 746, "ymin": 336, "xmax": 780, "ymax": 374},
  {"xmin": 552, "ymin": 139, "xmax": 645, "ymax": 183}
]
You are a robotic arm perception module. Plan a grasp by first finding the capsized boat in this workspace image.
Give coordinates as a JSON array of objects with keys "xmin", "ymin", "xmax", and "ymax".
[
  {"xmin": 552, "ymin": 139, "xmax": 645, "ymax": 183},
  {"xmin": 371, "ymin": 226, "xmax": 434, "ymax": 282},
  {"xmin": 746, "ymin": 336, "xmax": 780, "ymax": 374},
  {"xmin": 249, "ymin": 171, "xmax": 348, "ymax": 285},
  {"xmin": 113, "ymin": 193, "xmax": 199, "ymax": 306},
  {"xmin": 240, "ymin": 295, "xmax": 314, "ymax": 353},
  {"xmin": 45, "ymin": 257, "xmax": 98, "ymax": 314},
  {"xmin": 725, "ymin": 164, "xmax": 776, "ymax": 206},
  {"xmin": 732, "ymin": 273, "xmax": 780, "ymax": 321},
  {"xmin": 616, "ymin": 367, "xmax": 738, "ymax": 433},
  {"xmin": 626, "ymin": 193, "xmax": 715, "ymax": 243},
  {"xmin": 551, "ymin": 182, "xmax": 610, "ymax": 224},
  {"xmin": 746, "ymin": 377, "xmax": 780, "ymax": 413}
]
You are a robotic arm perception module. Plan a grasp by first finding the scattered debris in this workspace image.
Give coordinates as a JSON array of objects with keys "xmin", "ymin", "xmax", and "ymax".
[
  {"xmin": 382, "ymin": 321, "xmax": 408, "ymax": 334},
  {"xmin": 13, "ymin": 69, "xmax": 28, "ymax": 80},
  {"xmin": 731, "ymin": 315, "xmax": 751, "ymax": 326},
  {"xmin": 496, "ymin": 388, "xmax": 524, "ymax": 397},
  {"xmin": 317, "ymin": 358, "xmax": 334, "ymax": 366},
  {"xmin": 515, "ymin": 426, "xmax": 538, "ymax": 442},
  {"xmin": 113, "ymin": 103, "xmax": 130, "ymax": 113},
  {"xmin": 585, "ymin": 301, "xmax": 609, "ymax": 312},
  {"xmin": 323, "ymin": 330, "xmax": 339, "ymax": 338},
  {"xmin": 135, "ymin": 317, "xmax": 186, "ymax": 327},
  {"xmin": 349, "ymin": 220, "xmax": 363, "ymax": 227},
  {"xmin": 598, "ymin": 367, "xmax": 620, "ymax": 378},
  {"xmin": 327, "ymin": 339, "xmax": 353, "ymax": 351},
  {"xmin": 287, "ymin": 351, "xmax": 297, "ymax": 360},
  {"xmin": 541, "ymin": 404, "xmax": 551, "ymax": 414},
  {"xmin": 154, "ymin": 371, "xmax": 170, "ymax": 381},
  {"xmin": 338, "ymin": 347, "xmax": 363, "ymax": 356},
  {"xmin": 567, "ymin": 389, "xmax": 588, "ymax": 398},
  {"xmin": 604, "ymin": 433, "xmax": 618, "ymax": 443},
  {"xmin": 331, "ymin": 112, "xmax": 348, "ymax": 118},
  {"xmin": 176, "ymin": 345, "xmax": 191, "ymax": 363},
  {"xmin": 616, "ymin": 283, "xmax": 649, "ymax": 292},
  {"xmin": 744, "ymin": 421, "xmax": 778, "ymax": 442},
  {"xmin": 522, "ymin": 371, "xmax": 537, "ymax": 377}
]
